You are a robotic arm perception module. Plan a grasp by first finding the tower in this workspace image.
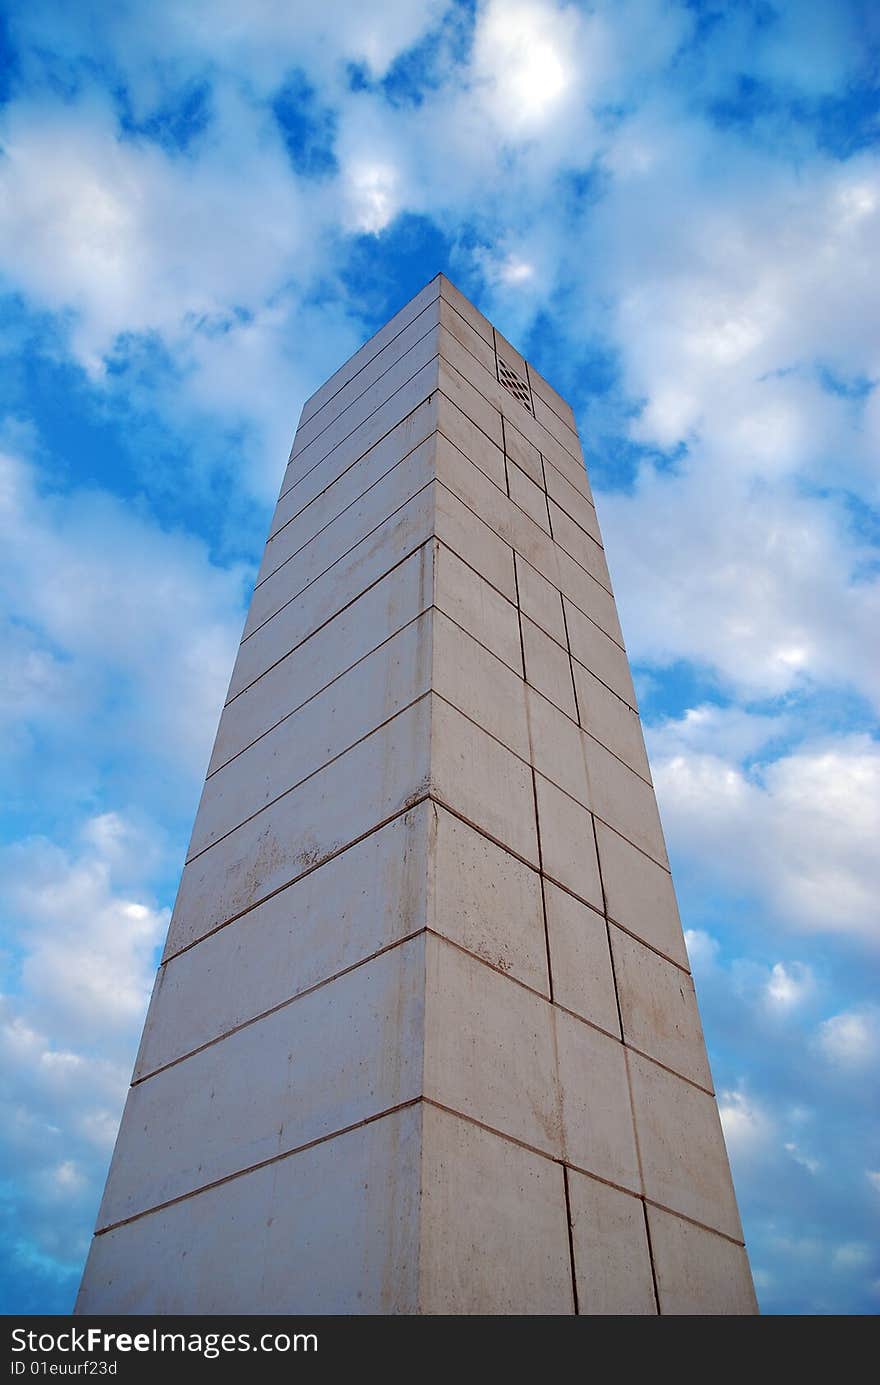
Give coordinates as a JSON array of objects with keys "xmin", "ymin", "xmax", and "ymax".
[{"xmin": 76, "ymin": 275, "xmax": 757, "ymax": 1315}]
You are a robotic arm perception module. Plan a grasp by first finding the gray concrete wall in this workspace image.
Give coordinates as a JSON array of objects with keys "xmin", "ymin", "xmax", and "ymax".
[{"xmin": 77, "ymin": 275, "xmax": 756, "ymax": 1316}]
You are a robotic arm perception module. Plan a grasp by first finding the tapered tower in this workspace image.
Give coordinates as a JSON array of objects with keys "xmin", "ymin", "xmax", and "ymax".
[{"xmin": 77, "ymin": 275, "xmax": 756, "ymax": 1315}]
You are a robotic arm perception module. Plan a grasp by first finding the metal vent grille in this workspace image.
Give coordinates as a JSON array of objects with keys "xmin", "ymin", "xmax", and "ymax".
[{"xmin": 498, "ymin": 358, "xmax": 533, "ymax": 413}]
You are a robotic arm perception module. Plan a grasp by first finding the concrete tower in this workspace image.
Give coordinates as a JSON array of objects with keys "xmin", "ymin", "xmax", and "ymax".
[{"xmin": 77, "ymin": 276, "xmax": 757, "ymax": 1316}]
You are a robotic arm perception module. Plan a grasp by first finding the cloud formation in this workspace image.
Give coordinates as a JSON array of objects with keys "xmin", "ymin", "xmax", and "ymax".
[{"xmin": 0, "ymin": 814, "xmax": 167, "ymax": 1310}]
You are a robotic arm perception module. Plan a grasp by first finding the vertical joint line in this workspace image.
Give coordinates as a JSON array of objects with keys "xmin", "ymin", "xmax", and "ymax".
[
  {"xmin": 536, "ymin": 778, "xmax": 554, "ymax": 1005},
  {"xmin": 641, "ymin": 1198, "xmax": 662, "ymax": 1316},
  {"xmin": 514, "ymin": 553, "xmax": 554, "ymax": 1005},
  {"xmin": 500, "ymin": 413, "xmax": 511, "ymax": 498},
  {"xmin": 610, "ymin": 846, "xmax": 658, "ymax": 1319},
  {"xmin": 562, "ymin": 1165, "xmax": 580, "ymax": 1316},
  {"xmin": 538, "ymin": 447, "xmax": 554, "ymax": 536},
  {"xmin": 559, "ymin": 588, "xmax": 582, "ymax": 732},
  {"xmin": 524, "ymin": 359, "xmax": 538, "ymax": 421},
  {"xmin": 591, "ymin": 814, "xmax": 624, "ymax": 1043}
]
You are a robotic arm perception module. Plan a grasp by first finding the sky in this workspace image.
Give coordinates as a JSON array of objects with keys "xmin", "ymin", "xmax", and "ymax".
[{"xmin": 0, "ymin": 0, "xmax": 877, "ymax": 1317}]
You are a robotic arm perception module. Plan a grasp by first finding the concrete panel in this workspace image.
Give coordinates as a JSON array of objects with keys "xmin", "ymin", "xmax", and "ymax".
[
  {"xmin": 166, "ymin": 696, "xmax": 432, "ymax": 956},
  {"xmin": 436, "ymin": 435, "xmax": 614, "ymax": 636},
  {"xmin": 522, "ymin": 615, "xmax": 578, "ymax": 720},
  {"xmin": 430, "ymin": 806, "xmax": 548, "ymax": 995},
  {"xmin": 434, "ymin": 542, "xmax": 522, "ymax": 674},
  {"xmin": 568, "ymin": 1173, "xmax": 656, "ymax": 1315},
  {"xmin": 438, "ymin": 275, "xmax": 494, "ymax": 347},
  {"xmin": 433, "ymin": 610, "xmax": 528, "ymax": 761},
  {"xmin": 583, "ymin": 733, "xmax": 669, "ymax": 868},
  {"xmin": 548, "ymin": 498, "xmax": 611, "ymax": 589},
  {"xmin": 211, "ymin": 544, "xmax": 432, "ymax": 774},
  {"xmin": 440, "ymin": 332, "xmax": 539, "ymax": 448},
  {"xmin": 526, "ymin": 361, "xmax": 578, "ymax": 436},
  {"xmin": 270, "ymin": 395, "xmax": 436, "ymax": 541},
  {"xmin": 556, "ymin": 547, "xmax": 622, "ymax": 643},
  {"xmin": 557, "ymin": 1009, "xmax": 640, "ymax": 1190},
  {"xmin": 508, "ymin": 460, "xmax": 550, "ymax": 532},
  {"xmin": 437, "ymin": 435, "xmax": 560, "ymax": 580},
  {"xmin": 544, "ymin": 880, "xmax": 619, "ymax": 1037},
  {"xmin": 99, "ymin": 937, "xmax": 426, "ymax": 1228},
  {"xmin": 611, "ymin": 927, "xmax": 712, "ymax": 1090},
  {"xmin": 628, "ymin": 1050, "xmax": 743, "ymax": 1240},
  {"xmin": 290, "ymin": 327, "xmax": 439, "ymax": 478},
  {"xmin": 503, "ymin": 419, "xmax": 543, "ymax": 487},
  {"xmin": 78, "ymin": 1105, "xmax": 423, "ymax": 1314},
  {"xmin": 515, "ymin": 553, "xmax": 566, "ymax": 646},
  {"xmin": 228, "ymin": 484, "xmax": 434, "ymax": 699},
  {"xmin": 533, "ymin": 392, "xmax": 581, "ymax": 462},
  {"xmin": 437, "ymin": 355, "xmax": 504, "ymax": 451},
  {"xmin": 544, "ymin": 463, "xmax": 601, "ymax": 544},
  {"xmin": 190, "ymin": 613, "xmax": 433, "ymax": 858},
  {"xmin": 563, "ymin": 597, "xmax": 636, "ymax": 707},
  {"xmin": 526, "ymin": 686, "xmax": 589, "ymax": 807},
  {"xmin": 534, "ymin": 773, "xmax": 602, "ymax": 909},
  {"xmin": 246, "ymin": 435, "xmax": 435, "ymax": 638},
  {"xmin": 295, "ymin": 298, "xmax": 440, "ymax": 455},
  {"xmin": 301, "ymin": 274, "xmax": 439, "ymax": 424},
  {"xmin": 438, "ymin": 296, "xmax": 497, "ymax": 377},
  {"xmin": 647, "ymin": 1205, "xmax": 758, "ymax": 1315},
  {"xmin": 466, "ymin": 343, "xmax": 589, "ymax": 501},
  {"xmin": 526, "ymin": 424, "xmax": 590, "ymax": 503},
  {"xmin": 261, "ymin": 403, "xmax": 435, "ymax": 584},
  {"xmin": 436, "ymin": 391, "xmax": 506, "ymax": 490},
  {"xmin": 435, "ymin": 483, "xmax": 516, "ymax": 602},
  {"xmin": 515, "ymin": 409, "xmax": 591, "ymax": 506},
  {"xmin": 572, "ymin": 660, "xmax": 651, "ymax": 782},
  {"xmin": 137, "ymin": 806, "xmax": 431, "ymax": 1079},
  {"xmin": 279, "ymin": 355, "xmax": 438, "ymax": 512},
  {"xmin": 595, "ymin": 821, "xmax": 688, "ymax": 968},
  {"xmin": 419, "ymin": 1104, "xmax": 572, "ymax": 1315},
  {"xmin": 431, "ymin": 698, "xmax": 538, "ymax": 868},
  {"xmin": 446, "ymin": 328, "xmax": 543, "ymax": 440},
  {"xmin": 424, "ymin": 935, "xmax": 561, "ymax": 1157}
]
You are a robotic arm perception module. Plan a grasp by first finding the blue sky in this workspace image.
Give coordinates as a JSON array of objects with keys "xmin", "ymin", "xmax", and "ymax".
[{"xmin": 0, "ymin": 0, "xmax": 877, "ymax": 1316}]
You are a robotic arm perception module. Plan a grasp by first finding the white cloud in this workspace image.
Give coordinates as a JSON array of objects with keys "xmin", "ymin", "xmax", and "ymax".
[
  {"xmin": 647, "ymin": 703, "xmax": 790, "ymax": 763},
  {"xmin": 471, "ymin": 0, "xmax": 583, "ymax": 133},
  {"xmin": 683, "ymin": 927, "xmax": 720, "ymax": 972},
  {"xmin": 602, "ymin": 470, "xmax": 880, "ymax": 712},
  {"xmin": 592, "ymin": 135, "xmax": 880, "ymax": 471},
  {"xmin": 784, "ymin": 1142, "xmax": 820, "ymax": 1175},
  {"xmin": 1, "ymin": 818, "xmax": 167, "ymax": 1045},
  {"xmin": 831, "ymin": 1241, "xmax": 873, "ymax": 1271},
  {"xmin": 765, "ymin": 962, "xmax": 814, "ymax": 1012},
  {"xmin": 345, "ymin": 160, "xmax": 401, "ymax": 235},
  {"xmin": 0, "ymin": 96, "xmax": 364, "ymax": 501},
  {"xmin": 718, "ymin": 1087, "xmax": 775, "ymax": 1160},
  {"xmin": 684, "ymin": 928, "xmax": 816, "ymax": 1020},
  {"xmin": 490, "ymin": 254, "xmax": 536, "ymax": 288},
  {"xmin": 574, "ymin": 130, "xmax": 880, "ymax": 722},
  {"xmin": 653, "ymin": 731, "xmax": 880, "ymax": 946},
  {"xmin": 0, "ymin": 812, "xmax": 165, "ymax": 1280},
  {"xmin": 10, "ymin": 0, "xmax": 449, "ymax": 97},
  {"xmin": 0, "ymin": 96, "xmax": 317, "ymax": 369},
  {"xmin": 817, "ymin": 1008, "xmax": 880, "ymax": 1066},
  {"xmin": 0, "ymin": 447, "xmax": 245, "ymax": 786}
]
